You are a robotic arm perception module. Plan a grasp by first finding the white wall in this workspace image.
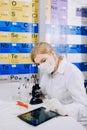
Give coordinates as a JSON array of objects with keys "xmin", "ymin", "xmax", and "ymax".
[{"xmin": 38, "ymin": 0, "xmax": 46, "ymax": 42}]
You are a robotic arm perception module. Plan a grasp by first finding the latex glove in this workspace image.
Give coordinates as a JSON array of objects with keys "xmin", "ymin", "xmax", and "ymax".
[{"xmin": 43, "ymin": 98, "xmax": 68, "ymax": 116}]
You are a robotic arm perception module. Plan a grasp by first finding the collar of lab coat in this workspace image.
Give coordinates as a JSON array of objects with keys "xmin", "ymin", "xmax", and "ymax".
[{"xmin": 56, "ymin": 56, "xmax": 67, "ymax": 74}]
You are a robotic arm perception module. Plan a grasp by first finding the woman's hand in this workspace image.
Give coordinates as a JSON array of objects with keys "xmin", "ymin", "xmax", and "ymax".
[
  {"xmin": 34, "ymin": 89, "xmax": 45, "ymax": 100},
  {"xmin": 43, "ymin": 98, "xmax": 68, "ymax": 116}
]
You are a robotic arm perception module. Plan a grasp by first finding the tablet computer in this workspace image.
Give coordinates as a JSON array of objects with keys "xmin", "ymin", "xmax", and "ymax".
[{"xmin": 17, "ymin": 107, "xmax": 60, "ymax": 126}]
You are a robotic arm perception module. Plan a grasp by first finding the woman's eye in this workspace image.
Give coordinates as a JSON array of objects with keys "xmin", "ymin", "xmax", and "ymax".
[
  {"xmin": 37, "ymin": 63, "xmax": 40, "ymax": 65},
  {"xmin": 34, "ymin": 63, "xmax": 39, "ymax": 66},
  {"xmin": 42, "ymin": 59, "xmax": 46, "ymax": 63}
]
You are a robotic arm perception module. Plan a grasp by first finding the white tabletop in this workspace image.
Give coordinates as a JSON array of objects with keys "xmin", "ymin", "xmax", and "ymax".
[{"xmin": 0, "ymin": 100, "xmax": 85, "ymax": 130}]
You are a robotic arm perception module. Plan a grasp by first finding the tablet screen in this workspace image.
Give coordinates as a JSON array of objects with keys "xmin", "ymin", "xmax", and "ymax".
[{"xmin": 17, "ymin": 107, "xmax": 60, "ymax": 126}]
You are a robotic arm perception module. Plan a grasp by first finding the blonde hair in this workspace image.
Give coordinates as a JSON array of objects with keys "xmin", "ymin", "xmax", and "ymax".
[
  {"xmin": 31, "ymin": 42, "xmax": 63, "ymax": 62},
  {"xmin": 31, "ymin": 42, "xmax": 56, "ymax": 62}
]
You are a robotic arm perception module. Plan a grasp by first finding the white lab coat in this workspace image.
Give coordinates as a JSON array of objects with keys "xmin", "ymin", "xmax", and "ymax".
[{"xmin": 39, "ymin": 57, "xmax": 87, "ymax": 120}]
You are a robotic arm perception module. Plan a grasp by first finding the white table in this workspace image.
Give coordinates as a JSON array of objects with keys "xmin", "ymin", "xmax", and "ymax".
[{"xmin": 0, "ymin": 100, "xmax": 86, "ymax": 130}]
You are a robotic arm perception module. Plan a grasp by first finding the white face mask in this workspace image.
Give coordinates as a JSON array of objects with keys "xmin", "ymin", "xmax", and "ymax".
[{"xmin": 38, "ymin": 61, "xmax": 54, "ymax": 74}]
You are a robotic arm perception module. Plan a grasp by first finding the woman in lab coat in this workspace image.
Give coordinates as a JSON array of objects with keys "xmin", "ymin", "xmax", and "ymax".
[{"xmin": 31, "ymin": 42, "xmax": 87, "ymax": 127}]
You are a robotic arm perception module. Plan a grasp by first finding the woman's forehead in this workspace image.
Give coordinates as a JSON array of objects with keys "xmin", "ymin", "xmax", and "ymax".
[{"xmin": 34, "ymin": 54, "xmax": 49, "ymax": 62}]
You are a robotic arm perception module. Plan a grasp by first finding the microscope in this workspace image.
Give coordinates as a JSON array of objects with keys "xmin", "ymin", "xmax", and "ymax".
[{"xmin": 29, "ymin": 84, "xmax": 43, "ymax": 105}]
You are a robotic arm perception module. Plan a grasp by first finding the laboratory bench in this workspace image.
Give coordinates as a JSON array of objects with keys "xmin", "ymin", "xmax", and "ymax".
[{"xmin": 0, "ymin": 82, "xmax": 86, "ymax": 130}]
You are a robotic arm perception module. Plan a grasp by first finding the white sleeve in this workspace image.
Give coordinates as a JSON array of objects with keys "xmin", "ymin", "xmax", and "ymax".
[
  {"xmin": 39, "ymin": 71, "xmax": 48, "ymax": 96},
  {"xmin": 64, "ymin": 65, "xmax": 87, "ymax": 120}
]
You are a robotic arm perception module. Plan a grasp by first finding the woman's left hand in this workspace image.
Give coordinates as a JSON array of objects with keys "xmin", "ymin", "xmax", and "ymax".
[{"xmin": 43, "ymin": 98, "xmax": 68, "ymax": 116}]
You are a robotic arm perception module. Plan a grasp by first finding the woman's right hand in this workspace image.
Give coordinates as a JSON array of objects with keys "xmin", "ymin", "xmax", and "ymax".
[{"xmin": 35, "ymin": 89, "xmax": 45, "ymax": 100}]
